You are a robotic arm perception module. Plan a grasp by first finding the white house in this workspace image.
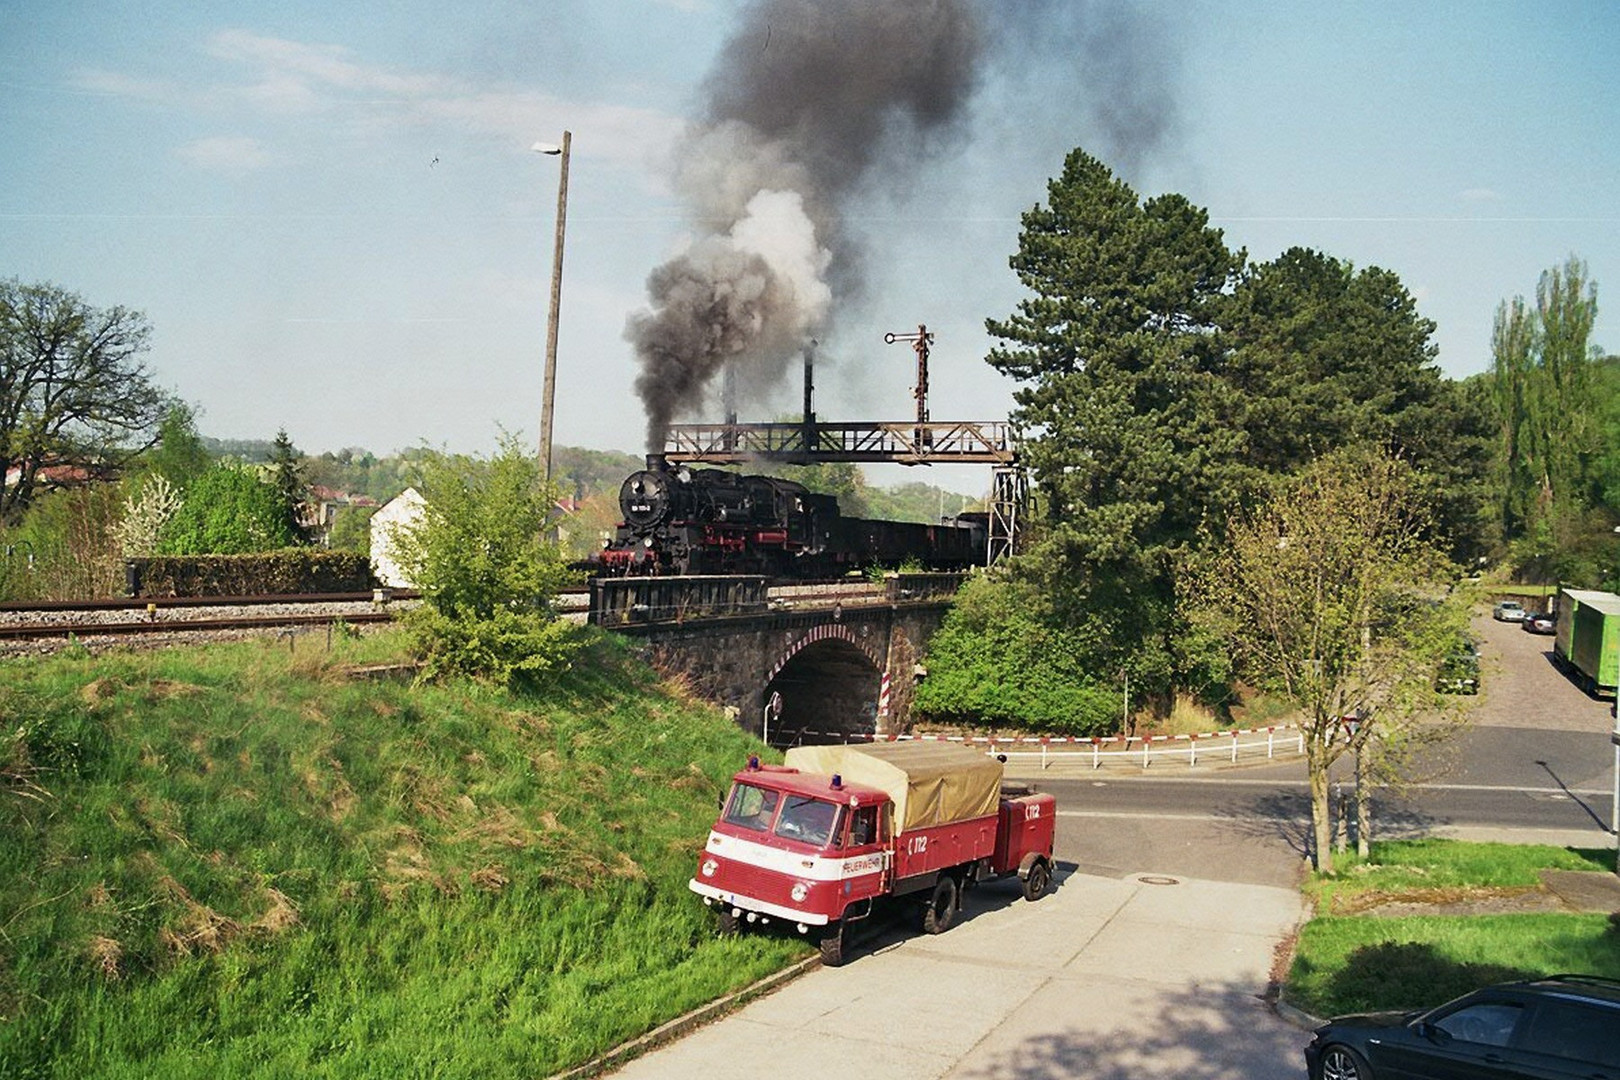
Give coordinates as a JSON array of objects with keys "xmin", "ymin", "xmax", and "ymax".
[{"xmin": 370, "ymin": 487, "xmax": 426, "ymax": 589}]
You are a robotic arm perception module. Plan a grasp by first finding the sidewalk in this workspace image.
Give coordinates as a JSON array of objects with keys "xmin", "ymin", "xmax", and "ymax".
[{"xmin": 600, "ymin": 870, "xmax": 1311, "ymax": 1080}]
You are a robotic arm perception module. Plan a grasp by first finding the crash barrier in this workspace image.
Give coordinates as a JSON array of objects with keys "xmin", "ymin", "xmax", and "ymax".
[{"xmin": 776, "ymin": 726, "xmax": 1306, "ymax": 769}]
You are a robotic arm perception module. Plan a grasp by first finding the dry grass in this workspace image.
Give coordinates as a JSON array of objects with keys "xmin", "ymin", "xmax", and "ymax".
[{"xmin": 86, "ymin": 936, "xmax": 123, "ymax": 981}]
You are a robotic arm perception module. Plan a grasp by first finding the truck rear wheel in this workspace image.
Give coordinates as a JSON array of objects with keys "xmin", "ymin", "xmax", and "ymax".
[
  {"xmin": 818, "ymin": 922, "xmax": 846, "ymax": 966},
  {"xmin": 1022, "ymin": 859, "xmax": 1051, "ymax": 902},
  {"xmin": 922, "ymin": 875, "xmax": 959, "ymax": 934}
]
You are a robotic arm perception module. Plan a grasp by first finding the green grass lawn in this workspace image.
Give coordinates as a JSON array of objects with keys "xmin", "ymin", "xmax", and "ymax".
[
  {"xmin": 0, "ymin": 629, "xmax": 806, "ymax": 1079},
  {"xmin": 1287, "ymin": 840, "xmax": 1620, "ymax": 1018}
]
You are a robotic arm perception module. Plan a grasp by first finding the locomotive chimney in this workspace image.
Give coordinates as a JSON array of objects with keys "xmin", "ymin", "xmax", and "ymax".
[{"xmin": 645, "ymin": 453, "xmax": 670, "ymax": 472}]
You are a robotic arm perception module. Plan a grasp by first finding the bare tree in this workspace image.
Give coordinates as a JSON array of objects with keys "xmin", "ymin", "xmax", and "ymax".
[
  {"xmin": 0, "ymin": 279, "xmax": 171, "ymax": 522},
  {"xmin": 1191, "ymin": 446, "xmax": 1468, "ymax": 872}
]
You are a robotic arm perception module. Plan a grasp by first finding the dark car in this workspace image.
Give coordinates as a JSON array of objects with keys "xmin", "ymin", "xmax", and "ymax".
[
  {"xmin": 1304, "ymin": 974, "xmax": 1620, "ymax": 1080},
  {"xmin": 1434, "ymin": 642, "xmax": 1479, "ymax": 694},
  {"xmin": 1522, "ymin": 611, "xmax": 1556, "ymax": 634}
]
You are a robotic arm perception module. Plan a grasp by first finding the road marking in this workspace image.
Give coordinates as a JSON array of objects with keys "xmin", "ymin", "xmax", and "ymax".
[
  {"xmin": 1049, "ymin": 777, "xmax": 1612, "ymax": 797},
  {"xmin": 1058, "ymin": 811, "xmax": 1251, "ymax": 822}
]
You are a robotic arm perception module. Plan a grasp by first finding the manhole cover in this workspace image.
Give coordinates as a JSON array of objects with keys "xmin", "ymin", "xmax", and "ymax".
[{"xmin": 1138, "ymin": 875, "xmax": 1180, "ymax": 886}]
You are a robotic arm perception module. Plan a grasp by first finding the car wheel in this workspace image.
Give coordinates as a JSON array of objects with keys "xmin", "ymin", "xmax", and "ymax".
[
  {"xmin": 716, "ymin": 907, "xmax": 740, "ymax": 936},
  {"xmin": 1319, "ymin": 1044, "xmax": 1373, "ymax": 1080}
]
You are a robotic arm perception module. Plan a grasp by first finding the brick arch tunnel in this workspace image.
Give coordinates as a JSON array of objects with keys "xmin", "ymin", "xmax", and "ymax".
[{"xmin": 762, "ymin": 628, "xmax": 885, "ymax": 747}]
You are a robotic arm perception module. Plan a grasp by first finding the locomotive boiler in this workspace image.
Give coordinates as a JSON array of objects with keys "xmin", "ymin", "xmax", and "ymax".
[{"xmin": 595, "ymin": 456, "xmax": 986, "ymax": 577}]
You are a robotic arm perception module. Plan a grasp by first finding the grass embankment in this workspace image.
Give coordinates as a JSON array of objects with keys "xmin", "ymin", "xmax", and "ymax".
[
  {"xmin": 1287, "ymin": 839, "xmax": 1620, "ymax": 1018},
  {"xmin": 0, "ymin": 630, "xmax": 805, "ymax": 1079}
]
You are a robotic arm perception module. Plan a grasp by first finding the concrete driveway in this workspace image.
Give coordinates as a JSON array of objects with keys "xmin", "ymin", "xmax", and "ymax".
[{"xmin": 605, "ymin": 868, "xmax": 1310, "ymax": 1079}]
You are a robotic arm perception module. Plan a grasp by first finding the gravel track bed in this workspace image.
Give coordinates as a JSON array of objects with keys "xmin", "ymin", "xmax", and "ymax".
[{"xmin": 0, "ymin": 599, "xmax": 415, "ymax": 657}]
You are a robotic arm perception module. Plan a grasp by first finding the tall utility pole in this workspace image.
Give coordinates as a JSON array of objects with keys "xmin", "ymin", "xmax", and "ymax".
[{"xmin": 533, "ymin": 131, "xmax": 572, "ymax": 484}]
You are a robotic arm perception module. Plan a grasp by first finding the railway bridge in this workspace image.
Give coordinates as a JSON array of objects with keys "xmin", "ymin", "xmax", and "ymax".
[{"xmin": 588, "ymin": 575, "xmax": 962, "ymax": 746}]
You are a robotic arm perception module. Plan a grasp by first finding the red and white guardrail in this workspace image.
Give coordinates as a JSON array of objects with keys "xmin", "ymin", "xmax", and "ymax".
[{"xmin": 772, "ymin": 725, "xmax": 1306, "ymax": 769}]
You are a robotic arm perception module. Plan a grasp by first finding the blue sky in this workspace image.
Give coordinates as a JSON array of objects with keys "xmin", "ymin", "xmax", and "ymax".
[{"xmin": 4, "ymin": 0, "xmax": 1617, "ymax": 494}]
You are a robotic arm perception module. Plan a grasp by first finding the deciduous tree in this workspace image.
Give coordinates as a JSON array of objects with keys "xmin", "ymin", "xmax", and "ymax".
[
  {"xmin": 1190, "ymin": 447, "xmax": 1465, "ymax": 873},
  {"xmin": 0, "ymin": 280, "xmax": 172, "ymax": 522},
  {"xmin": 157, "ymin": 465, "xmax": 296, "ymax": 555},
  {"xmin": 1490, "ymin": 256, "xmax": 1603, "ymax": 576}
]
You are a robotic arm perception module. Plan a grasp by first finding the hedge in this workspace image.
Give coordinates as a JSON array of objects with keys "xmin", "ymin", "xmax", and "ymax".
[{"xmin": 125, "ymin": 551, "xmax": 375, "ymax": 597}]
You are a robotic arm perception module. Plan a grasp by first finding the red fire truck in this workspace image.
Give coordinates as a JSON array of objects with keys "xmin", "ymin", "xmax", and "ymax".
[{"xmin": 690, "ymin": 741, "xmax": 1057, "ymax": 965}]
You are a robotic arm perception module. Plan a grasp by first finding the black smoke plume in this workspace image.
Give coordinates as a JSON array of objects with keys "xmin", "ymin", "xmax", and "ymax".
[{"xmin": 626, "ymin": 0, "xmax": 986, "ymax": 451}]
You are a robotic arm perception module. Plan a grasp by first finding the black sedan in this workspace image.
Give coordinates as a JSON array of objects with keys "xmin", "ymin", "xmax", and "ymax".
[{"xmin": 1304, "ymin": 975, "xmax": 1620, "ymax": 1079}]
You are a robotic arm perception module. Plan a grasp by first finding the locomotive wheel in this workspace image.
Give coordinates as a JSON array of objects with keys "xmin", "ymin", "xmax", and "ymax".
[{"xmin": 922, "ymin": 876, "xmax": 959, "ymax": 934}]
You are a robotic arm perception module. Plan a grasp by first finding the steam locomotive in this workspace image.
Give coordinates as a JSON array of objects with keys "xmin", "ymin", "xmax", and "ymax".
[{"xmin": 594, "ymin": 456, "xmax": 987, "ymax": 577}]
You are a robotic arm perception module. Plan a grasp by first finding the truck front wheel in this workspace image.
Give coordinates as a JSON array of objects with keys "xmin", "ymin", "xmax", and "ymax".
[
  {"xmin": 818, "ymin": 922, "xmax": 846, "ymax": 966},
  {"xmin": 922, "ymin": 875, "xmax": 959, "ymax": 934}
]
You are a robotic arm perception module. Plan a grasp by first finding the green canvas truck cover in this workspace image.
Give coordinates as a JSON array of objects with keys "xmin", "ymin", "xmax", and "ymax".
[
  {"xmin": 1557, "ymin": 588, "xmax": 1620, "ymax": 693},
  {"xmin": 782, "ymin": 741, "xmax": 1002, "ymax": 833}
]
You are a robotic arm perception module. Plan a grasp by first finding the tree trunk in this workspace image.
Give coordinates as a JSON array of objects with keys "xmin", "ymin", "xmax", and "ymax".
[
  {"xmin": 1309, "ymin": 749, "xmax": 1334, "ymax": 874},
  {"xmin": 1355, "ymin": 743, "xmax": 1371, "ymax": 859}
]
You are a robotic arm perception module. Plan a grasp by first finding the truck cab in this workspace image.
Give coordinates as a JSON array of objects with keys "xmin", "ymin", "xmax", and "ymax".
[
  {"xmin": 691, "ymin": 744, "xmax": 1056, "ymax": 965},
  {"xmin": 691, "ymin": 762, "xmax": 892, "ymax": 932}
]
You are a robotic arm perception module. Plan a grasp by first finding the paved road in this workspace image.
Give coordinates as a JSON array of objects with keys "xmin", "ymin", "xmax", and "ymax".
[
  {"xmin": 1036, "ymin": 612, "xmax": 1618, "ymax": 880},
  {"xmin": 600, "ymin": 606, "xmax": 1616, "ymax": 1079},
  {"xmin": 609, "ymin": 871, "xmax": 1309, "ymax": 1080}
]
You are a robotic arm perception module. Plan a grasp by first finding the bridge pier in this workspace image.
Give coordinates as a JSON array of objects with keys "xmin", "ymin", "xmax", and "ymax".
[{"xmin": 608, "ymin": 596, "xmax": 950, "ymax": 747}]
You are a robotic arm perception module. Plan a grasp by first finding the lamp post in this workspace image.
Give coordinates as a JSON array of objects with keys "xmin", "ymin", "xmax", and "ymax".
[{"xmin": 531, "ymin": 131, "xmax": 571, "ymax": 485}]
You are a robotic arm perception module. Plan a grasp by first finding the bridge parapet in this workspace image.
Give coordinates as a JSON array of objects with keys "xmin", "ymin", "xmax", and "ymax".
[
  {"xmin": 883, "ymin": 573, "xmax": 966, "ymax": 603},
  {"xmin": 588, "ymin": 575, "xmax": 768, "ymax": 627}
]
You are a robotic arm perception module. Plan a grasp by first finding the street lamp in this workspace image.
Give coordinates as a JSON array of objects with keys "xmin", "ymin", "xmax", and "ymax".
[{"xmin": 531, "ymin": 131, "xmax": 571, "ymax": 485}]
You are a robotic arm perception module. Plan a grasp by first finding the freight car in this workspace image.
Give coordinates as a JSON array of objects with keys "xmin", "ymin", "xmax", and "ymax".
[{"xmin": 593, "ymin": 456, "xmax": 986, "ymax": 577}]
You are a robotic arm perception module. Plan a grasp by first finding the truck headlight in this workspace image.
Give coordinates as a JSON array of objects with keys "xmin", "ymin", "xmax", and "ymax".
[
  {"xmin": 790, "ymin": 882, "xmax": 809, "ymax": 902},
  {"xmin": 701, "ymin": 859, "xmax": 718, "ymax": 878}
]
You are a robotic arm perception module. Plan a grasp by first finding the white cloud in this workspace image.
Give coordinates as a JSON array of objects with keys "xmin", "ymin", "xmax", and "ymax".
[
  {"xmin": 206, "ymin": 30, "xmax": 455, "ymax": 99},
  {"xmin": 183, "ymin": 29, "xmax": 682, "ymax": 171},
  {"xmin": 176, "ymin": 135, "xmax": 273, "ymax": 174}
]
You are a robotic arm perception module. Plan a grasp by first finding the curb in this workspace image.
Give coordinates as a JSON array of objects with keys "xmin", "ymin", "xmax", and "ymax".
[
  {"xmin": 545, "ymin": 953, "xmax": 821, "ymax": 1079},
  {"xmin": 1273, "ymin": 998, "xmax": 1325, "ymax": 1032}
]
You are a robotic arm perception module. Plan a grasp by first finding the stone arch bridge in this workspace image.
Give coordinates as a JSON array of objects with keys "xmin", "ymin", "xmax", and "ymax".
[{"xmin": 589, "ymin": 575, "xmax": 960, "ymax": 746}]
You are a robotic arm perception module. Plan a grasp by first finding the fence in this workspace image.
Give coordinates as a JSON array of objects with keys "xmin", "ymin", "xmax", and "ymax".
[{"xmin": 773, "ymin": 726, "xmax": 1306, "ymax": 770}]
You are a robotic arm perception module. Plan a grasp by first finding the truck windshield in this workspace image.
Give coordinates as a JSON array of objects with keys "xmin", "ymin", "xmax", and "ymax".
[
  {"xmin": 722, "ymin": 783, "xmax": 779, "ymax": 832},
  {"xmin": 774, "ymin": 796, "xmax": 842, "ymax": 848}
]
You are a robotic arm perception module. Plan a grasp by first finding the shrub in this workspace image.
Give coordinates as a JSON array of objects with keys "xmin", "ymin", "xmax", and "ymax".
[
  {"xmin": 157, "ymin": 464, "xmax": 296, "ymax": 555},
  {"xmin": 393, "ymin": 436, "xmax": 581, "ymax": 686},
  {"xmin": 913, "ymin": 574, "xmax": 1120, "ymax": 735}
]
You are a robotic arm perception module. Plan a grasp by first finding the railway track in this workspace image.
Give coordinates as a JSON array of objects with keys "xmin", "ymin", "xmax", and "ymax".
[
  {"xmin": 0, "ymin": 579, "xmax": 898, "ymax": 653},
  {"xmin": 0, "ymin": 592, "xmax": 422, "ymax": 652}
]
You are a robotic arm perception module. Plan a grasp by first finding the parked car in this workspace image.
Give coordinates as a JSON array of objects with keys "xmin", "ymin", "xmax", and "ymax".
[
  {"xmin": 1305, "ymin": 974, "xmax": 1620, "ymax": 1080},
  {"xmin": 1522, "ymin": 611, "xmax": 1556, "ymax": 634},
  {"xmin": 1492, "ymin": 600, "xmax": 1526, "ymax": 621}
]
